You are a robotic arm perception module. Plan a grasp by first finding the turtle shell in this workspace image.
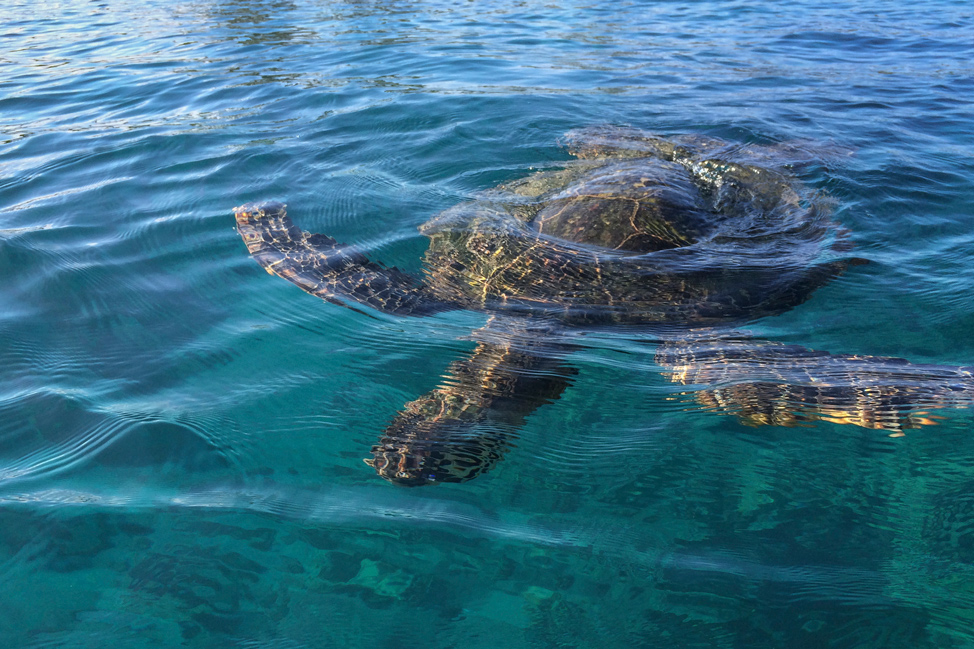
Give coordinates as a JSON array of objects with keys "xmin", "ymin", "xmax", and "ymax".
[
  {"xmin": 416, "ymin": 134, "xmax": 848, "ymax": 326},
  {"xmin": 530, "ymin": 159, "xmax": 712, "ymax": 253},
  {"xmin": 235, "ymin": 128, "xmax": 853, "ymax": 327}
]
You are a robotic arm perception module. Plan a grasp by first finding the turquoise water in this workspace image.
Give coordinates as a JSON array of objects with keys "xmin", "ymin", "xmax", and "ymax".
[{"xmin": 3, "ymin": 0, "xmax": 974, "ymax": 646}]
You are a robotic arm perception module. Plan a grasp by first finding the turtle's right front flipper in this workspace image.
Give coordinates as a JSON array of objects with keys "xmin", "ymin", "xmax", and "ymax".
[
  {"xmin": 367, "ymin": 327, "xmax": 577, "ymax": 486},
  {"xmin": 658, "ymin": 339, "xmax": 974, "ymax": 432},
  {"xmin": 234, "ymin": 201, "xmax": 450, "ymax": 316}
]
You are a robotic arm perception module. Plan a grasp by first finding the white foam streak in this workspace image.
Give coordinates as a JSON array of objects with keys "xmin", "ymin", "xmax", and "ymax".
[{"xmin": 0, "ymin": 481, "xmax": 895, "ymax": 598}]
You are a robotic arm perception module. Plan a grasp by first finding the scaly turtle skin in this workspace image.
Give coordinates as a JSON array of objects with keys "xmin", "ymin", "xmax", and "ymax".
[
  {"xmin": 234, "ymin": 127, "xmax": 974, "ymax": 486},
  {"xmin": 656, "ymin": 339, "xmax": 974, "ymax": 433}
]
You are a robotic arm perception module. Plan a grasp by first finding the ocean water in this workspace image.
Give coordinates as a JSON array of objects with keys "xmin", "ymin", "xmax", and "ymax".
[{"xmin": 2, "ymin": 0, "xmax": 974, "ymax": 646}]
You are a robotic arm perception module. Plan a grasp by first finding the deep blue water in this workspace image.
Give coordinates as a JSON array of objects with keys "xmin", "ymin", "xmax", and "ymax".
[{"xmin": 2, "ymin": 0, "xmax": 974, "ymax": 646}]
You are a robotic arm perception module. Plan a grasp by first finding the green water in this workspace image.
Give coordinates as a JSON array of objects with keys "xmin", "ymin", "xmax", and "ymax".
[{"xmin": 2, "ymin": 0, "xmax": 974, "ymax": 646}]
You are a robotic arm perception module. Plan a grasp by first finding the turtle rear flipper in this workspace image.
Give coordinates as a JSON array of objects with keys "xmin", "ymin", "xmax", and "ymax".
[{"xmin": 234, "ymin": 201, "xmax": 451, "ymax": 316}]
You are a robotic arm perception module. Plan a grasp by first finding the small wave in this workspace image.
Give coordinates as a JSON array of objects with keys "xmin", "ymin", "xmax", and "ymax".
[
  {"xmin": 0, "ymin": 390, "xmax": 237, "ymax": 486},
  {"xmin": 0, "ymin": 177, "xmax": 134, "ymax": 214},
  {"xmin": 0, "ymin": 410, "xmax": 130, "ymax": 484},
  {"xmin": 0, "ymin": 479, "xmax": 929, "ymax": 608}
]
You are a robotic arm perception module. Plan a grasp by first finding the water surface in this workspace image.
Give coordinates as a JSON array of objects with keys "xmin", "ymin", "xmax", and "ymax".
[{"xmin": 2, "ymin": 0, "xmax": 974, "ymax": 646}]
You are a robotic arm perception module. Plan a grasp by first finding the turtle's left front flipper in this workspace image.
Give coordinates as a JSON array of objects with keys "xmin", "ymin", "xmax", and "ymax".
[
  {"xmin": 367, "ymin": 326, "xmax": 577, "ymax": 486},
  {"xmin": 235, "ymin": 201, "xmax": 450, "ymax": 316},
  {"xmin": 657, "ymin": 339, "xmax": 974, "ymax": 433}
]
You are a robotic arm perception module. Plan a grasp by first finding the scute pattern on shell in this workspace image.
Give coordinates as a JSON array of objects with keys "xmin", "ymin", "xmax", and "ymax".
[{"xmin": 236, "ymin": 128, "xmax": 850, "ymax": 326}]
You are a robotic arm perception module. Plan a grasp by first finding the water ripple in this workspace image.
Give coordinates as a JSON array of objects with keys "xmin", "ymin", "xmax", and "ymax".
[{"xmin": 2, "ymin": 0, "xmax": 974, "ymax": 645}]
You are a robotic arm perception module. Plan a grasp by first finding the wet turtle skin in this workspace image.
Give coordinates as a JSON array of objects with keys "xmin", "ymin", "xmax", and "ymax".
[
  {"xmin": 365, "ymin": 327, "xmax": 576, "ymax": 486},
  {"xmin": 656, "ymin": 339, "xmax": 974, "ymax": 433},
  {"xmin": 234, "ymin": 127, "xmax": 974, "ymax": 486}
]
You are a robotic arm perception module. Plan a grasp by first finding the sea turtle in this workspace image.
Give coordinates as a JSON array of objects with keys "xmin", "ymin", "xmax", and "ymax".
[{"xmin": 234, "ymin": 127, "xmax": 974, "ymax": 486}]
